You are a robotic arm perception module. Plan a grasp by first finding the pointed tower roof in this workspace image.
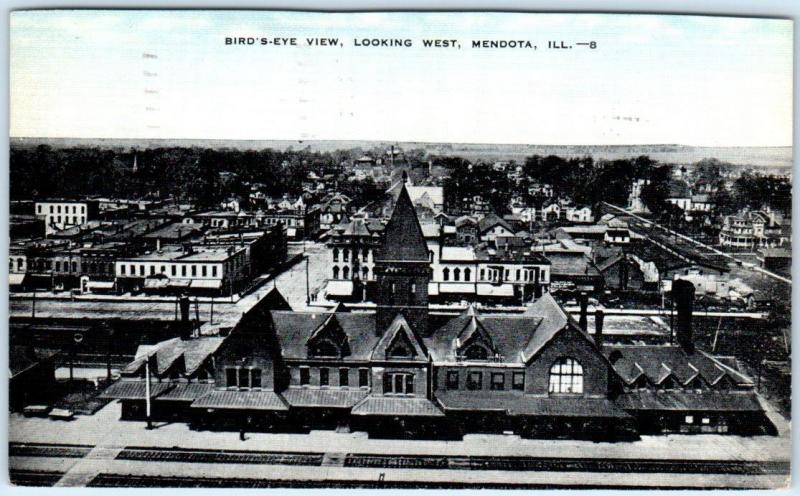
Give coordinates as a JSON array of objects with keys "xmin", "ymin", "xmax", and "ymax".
[{"xmin": 375, "ymin": 183, "xmax": 429, "ymax": 262}]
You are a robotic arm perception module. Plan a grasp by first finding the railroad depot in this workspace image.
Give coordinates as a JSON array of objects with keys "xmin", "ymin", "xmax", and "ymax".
[{"xmin": 100, "ymin": 186, "xmax": 775, "ymax": 440}]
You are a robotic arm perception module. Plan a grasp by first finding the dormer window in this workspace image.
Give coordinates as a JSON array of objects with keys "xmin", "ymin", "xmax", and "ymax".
[
  {"xmin": 310, "ymin": 340, "xmax": 340, "ymax": 358},
  {"xmin": 463, "ymin": 344, "xmax": 489, "ymax": 361}
]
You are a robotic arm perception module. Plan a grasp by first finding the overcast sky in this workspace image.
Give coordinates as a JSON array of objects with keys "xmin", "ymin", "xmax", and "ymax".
[{"xmin": 9, "ymin": 11, "xmax": 794, "ymax": 146}]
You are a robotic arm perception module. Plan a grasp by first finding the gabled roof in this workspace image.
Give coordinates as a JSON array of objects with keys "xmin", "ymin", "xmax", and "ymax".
[
  {"xmin": 606, "ymin": 345, "xmax": 753, "ymax": 387},
  {"xmin": 371, "ymin": 313, "xmax": 428, "ymax": 361},
  {"xmin": 478, "ymin": 214, "xmax": 514, "ymax": 234},
  {"xmin": 520, "ymin": 293, "xmax": 594, "ymax": 363},
  {"xmin": 123, "ymin": 337, "xmax": 225, "ymax": 378},
  {"xmin": 270, "ymin": 311, "xmax": 378, "ymax": 361},
  {"xmin": 375, "ymin": 184, "xmax": 429, "ymax": 262}
]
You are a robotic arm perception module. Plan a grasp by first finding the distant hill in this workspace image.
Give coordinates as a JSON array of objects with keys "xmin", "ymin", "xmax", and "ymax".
[{"xmin": 10, "ymin": 137, "xmax": 792, "ymax": 168}]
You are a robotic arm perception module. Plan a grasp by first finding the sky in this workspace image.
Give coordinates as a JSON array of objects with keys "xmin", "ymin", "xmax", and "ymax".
[{"xmin": 9, "ymin": 11, "xmax": 794, "ymax": 146}]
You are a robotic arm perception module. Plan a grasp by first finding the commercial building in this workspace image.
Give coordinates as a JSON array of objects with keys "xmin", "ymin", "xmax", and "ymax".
[{"xmin": 35, "ymin": 200, "xmax": 98, "ymax": 235}]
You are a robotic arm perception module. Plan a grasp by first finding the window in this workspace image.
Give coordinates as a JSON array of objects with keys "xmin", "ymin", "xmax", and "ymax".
[
  {"xmin": 49, "ymin": 205, "xmax": 53, "ymax": 213},
  {"xmin": 446, "ymin": 370, "xmax": 459, "ymax": 390},
  {"xmin": 202, "ymin": 266, "xmax": 207, "ymax": 277},
  {"xmin": 491, "ymin": 373, "xmax": 505, "ymax": 391},
  {"xmin": 55, "ymin": 261, "xmax": 61, "ymax": 272},
  {"xmin": 443, "ymin": 268, "xmax": 450, "ymax": 281},
  {"xmin": 191, "ymin": 265, "xmax": 197, "ymax": 277},
  {"xmin": 343, "ymin": 266, "xmax": 350, "ymax": 279},
  {"xmin": 171, "ymin": 266, "xmax": 176, "ymax": 276},
  {"xmin": 343, "ymin": 249, "xmax": 349, "ymax": 262},
  {"xmin": 332, "ymin": 266, "xmax": 339, "ymax": 279},
  {"xmin": 182, "ymin": 265, "xmax": 187, "ymax": 277},
  {"xmin": 359, "ymin": 368, "xmax": 369, "ymax": 388},
  {"xmin": 226, "ymin": 368, "xmax": 237, "ymax": 388},
  {"xmin": 160, "ymin": 265, "xmax": 166, "ymax": 273},
  {"xmin": 150, "ymin": 266, "xmax": 155, "ymax": 276},
  {"xmin": 37, "ymin": 205, "xmax": 41, "ymax": 213},
  {"xmin": 454, "ymin": 268, "xmax": 461, "ymax": 281},
  {"xmin": 464, "ymin": 345, "xmax": 489, "ymax": 360},
  {"xmin": 383, "ymin": 372, "xmax": 414, "ymax": 395},
  {"xmin": 339, "ymin": 368, "xmax": 349, "ymax": 387},
  {"xmin": 333, "ymin": 248, "xmax": 339, "ymax": 262},
  {"xmin": 512, "ymin": 372, "xmax": 525, "ymax": 391},
  {"xmin": 139, "ymin": 265, "xmax": 145, "ymax": 276},
  {"xmin": 320, "ymin": 367, "xmax": 329, "ymax": 386},
  {"xmin": 250, "ymin": 369, "xmax": 262, "ymax": 388},
  {"xmin": 300, "ymin": 367, "xmax": 310, "ymax": 386},
  {"xmin": 685, "ymin": 415, "xmax": 694, "ymax": 424},
  {"xmin": 480, "ymin": 268, "xmax": 485, "ymax": 280},
  {"xmin": 120, "ymin": 265, "xmax": 126, "ymax": 275},
  {"xmin": 467, "ymin": 371, "xmax": 483, "ymax": 390},
  {"xmin": 130, "ymin": 264, "xmax": 135, "ymax": 275},
  {"xmin": 212, "ymin": 266, "xmax": 218, "ymax": 277},
  {"xmin": 516, "ymin": 269, "xmax": 521, "ymax": 281},
  {"xmin": 701, "ymin": 417, "xmax": 710, "ymax": 425},
  {"xmin": 57, "ymin": 205, "xmax": 61, "ymax": 213},
  {"xmin": 464, "ymin": 268, "xmax": 471, "ymax": 281},
  {"xmin": 549, "ymin": 357, "xmax": 584, "ymax": 394},
  {"xmin": 238, "ymin": 368, "xmax": 250, "ymax": 388}
]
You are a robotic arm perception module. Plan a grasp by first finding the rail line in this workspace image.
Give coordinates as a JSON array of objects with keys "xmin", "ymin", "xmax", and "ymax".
[{"xmin": 10, "ymin": 442, "xmax": 789, "ymax": 477}]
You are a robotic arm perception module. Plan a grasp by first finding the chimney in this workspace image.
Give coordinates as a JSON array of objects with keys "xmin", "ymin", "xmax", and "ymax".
[
  {"xmin": 673, "ymin": 279, "xmax": 696, "ymax": 354},
  {"xmin": 578, "ymin": 292, "xmax": 588, "ymax": 332},
  {"xmin": 594, "ymin": 309, "xmax": 604, "ymax": 348},
  {"xmin": 179, "ymin": 295, "xmax": 191, "ymax": 339}
]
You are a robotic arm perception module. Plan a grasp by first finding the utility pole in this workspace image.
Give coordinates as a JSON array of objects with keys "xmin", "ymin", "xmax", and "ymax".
[
  {"xmin": 145, "ymin": 355, "xmax": 153, "ymax": 430},
  {"xmin": 305, "ymin": 256, "xmax": 310, "ymax": 305}
]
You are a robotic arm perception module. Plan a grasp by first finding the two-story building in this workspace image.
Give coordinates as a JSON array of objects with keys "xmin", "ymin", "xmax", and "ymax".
[{"xmin": 34, "ymin": 199, "xmax": 98, "ymax": 235}]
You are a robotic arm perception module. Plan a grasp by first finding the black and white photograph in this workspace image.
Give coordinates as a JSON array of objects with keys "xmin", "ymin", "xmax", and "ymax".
[{"xmin": 6, "ymin": 9, "xmax": 793, "ymax": 489}]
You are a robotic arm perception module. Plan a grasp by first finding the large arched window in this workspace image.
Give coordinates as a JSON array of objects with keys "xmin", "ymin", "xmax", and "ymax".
[
  {"xmin": 548, "ymin": 357, "xmax": 583, "ymax": 394},
  {"xmin": 332, "ymin": 266, "xmax": 340, "ymax": 279},
  {"xmin": 343, "ymin": 266, "xmax": 350, "ymax": 279},
  {"xmin": 443, "ymin": 268, "xmax": 450, "ymax": 281}
]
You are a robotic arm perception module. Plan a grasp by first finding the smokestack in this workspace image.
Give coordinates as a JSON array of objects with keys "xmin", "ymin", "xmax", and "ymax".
[
  {"xmin": 179, "ymin": 295, "xmax": 191, "ymax": 339},
  {"xmin": 578, "ymin": 292, "xmax": 588, "ymax": 332},
  {"xmin": 673, "ymin": 279, "xmax": 696, "ymax": 354},
  {"xmin": 594, "ymin": 309, "xmax": 604, "ymax": 348}
]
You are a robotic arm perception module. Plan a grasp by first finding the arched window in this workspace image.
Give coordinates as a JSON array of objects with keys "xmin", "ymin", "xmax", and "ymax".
[
  {"xmin": 343, "ymin": 249, "xmax": 350, "ymax": 262},
  {"xmin": 332, "ymin": 266, "xmax": 340, "ymax": 279},
  {"xmin": 548, "ymin": 357, "xmax": 583, "ymax": 394},
  {"xmin": 454, "ymin": 268, "xmax": 461, "ymax": 281},
  {"xmin": 333, "ymin": 248, "xmax": 339, "ymax": 262},
  {"xmin": 17, "ymin": 258, "xmax": 23, "ymax": 270},
  {"xmin": 429, "ymin": 250, "xmax": 434, "ymax": 262},
  {"xmin": 343, "ymin": 266, "xmax": 350, "ymax": 279},
  {"xmin": 464, "ymin": 268, "xmax": 471, "ymax": 281},
  {"xmin": 9, "ymin": 260, "xmax": 13, "ymax": 271},
  {"xmin": 443, "ymin": 268, "xmax": 450, "ymax": 281},
  {"xmin": 311, "ymin": 340, "xmax": 340, "ymax": 357},
  {"xmin": 464, "ymin": 344, "xmax": 488, "ymax": 360},
  {"xmin": 362, "ymin": 266, "xmax": 369, "ymax": 279}
]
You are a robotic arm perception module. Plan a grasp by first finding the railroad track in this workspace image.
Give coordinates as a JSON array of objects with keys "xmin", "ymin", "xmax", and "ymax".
[
  {"xmin": 10, "ymin": 442, "xmax": 790, "ymax": 477},
  {"xmin": 9, "ymin": 470, "xmax": 65, "ymax": 487},
  {"xmin": 9, "ymin": 442, "xmax": 93, "ymax": 458},
  {"xmin": 117, "ymin": 446, "xmax": 324, "ymax": 466}
]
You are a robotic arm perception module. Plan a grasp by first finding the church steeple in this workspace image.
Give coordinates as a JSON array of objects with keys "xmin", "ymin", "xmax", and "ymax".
[{"xmin": 374, "ymin": 183, "xmax": 431, "ymax": 336}]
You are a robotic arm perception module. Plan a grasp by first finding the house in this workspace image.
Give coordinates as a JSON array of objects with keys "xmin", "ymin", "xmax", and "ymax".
[
  {"xmin": 565, "ymin": 205, "xmax": 594, "ymax": 224},
  {"xmin": 477, "ymin": 214, "xmax": 515, "ymax": 243},
  {"xmin": 101, "ymin": 189, "xmax": 773, "ymax": 439}
]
